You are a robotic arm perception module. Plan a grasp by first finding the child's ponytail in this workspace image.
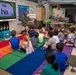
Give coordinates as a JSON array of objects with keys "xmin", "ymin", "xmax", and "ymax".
[
  {"xmin": 52, "ymin": 62, "xmax": 59, "ymax": 71},
  {"xmin": 44, "ymin": 51, "xmax": 59, "ymax": 71}
]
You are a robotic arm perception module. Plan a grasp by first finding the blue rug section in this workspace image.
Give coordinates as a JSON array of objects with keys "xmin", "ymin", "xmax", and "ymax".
[{"xmin": 6, "ymin": 46, "xmax": 47, "ymax": 75}]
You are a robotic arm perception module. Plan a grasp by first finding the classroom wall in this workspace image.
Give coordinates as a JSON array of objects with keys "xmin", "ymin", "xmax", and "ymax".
[
  {"xmin": 53, "ymin": 8, "xmax": 65, "ymax": 18},
  {"xmin": 2, "ymin": 0, "xmax": 38, "ymax": 33},
  {"xmin": 43, "ymin": 3, "xmax": 52, "ymax": 19}
]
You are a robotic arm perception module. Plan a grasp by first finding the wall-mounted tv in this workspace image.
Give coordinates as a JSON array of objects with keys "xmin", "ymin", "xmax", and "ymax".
[{"xmin": 0, "ymin": 1, "xmax": 16, "ymax": 19}]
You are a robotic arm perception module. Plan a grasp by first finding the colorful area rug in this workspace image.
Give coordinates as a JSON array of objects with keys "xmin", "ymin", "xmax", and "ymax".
[
  {"xmin": 32, "ymin": 45, "xmax": 73, "ymax": 75},
  {"xmin": 6, "ymin": 46, "xmax": 47, "ymax": 75}
]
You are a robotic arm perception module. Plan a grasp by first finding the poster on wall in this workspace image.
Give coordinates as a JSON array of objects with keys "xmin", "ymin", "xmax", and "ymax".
[{"xmin": 18, "ymin": 5, "xmax": 29, "ymax": 21}]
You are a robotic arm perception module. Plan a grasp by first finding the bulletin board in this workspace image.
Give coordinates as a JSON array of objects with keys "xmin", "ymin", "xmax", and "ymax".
[{"xmin": 18, "ymin": 5, "xmax": 29, "ymax": 21}]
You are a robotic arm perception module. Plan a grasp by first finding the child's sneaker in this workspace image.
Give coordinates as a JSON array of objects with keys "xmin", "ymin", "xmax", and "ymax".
[
  {"xmin": 41, "ymin": 47, "xmax": 45, "ymax": 50},
  {"xmin": 71, "ymin": 68, "xmax": 76, "ymax": 72}
]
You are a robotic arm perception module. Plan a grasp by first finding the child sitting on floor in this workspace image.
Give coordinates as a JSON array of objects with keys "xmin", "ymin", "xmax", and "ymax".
[
  {"xmin": 31, "ymin": 32, "xmax": 39, "ymax": 48},
  {"xmin": 38, "ymin": 29, "xmax": 44, "ymax": 43},
  {"xmin": 36, "ymin": 51, "xmax": 60, "ymax": 75},
  {"xmin": 9, "ymin": 30, "xmax": 20, "ymax": 50},
  {"xmin": 64, "ymin": 28, "xmax": 75, "ymax": 46},
  {"xmin": 55, "ymin": 43, "xmax": 69, "ymax": 71},
  {"xmin": 28, "ymin": 25, "xmax": 36, "ymax": 38},
  {"xmin": 43, "ymin": 31, "xmax": 56, "ymax": 51},
  {"xmin": 53, "ymin": 30, "xmax": 60, "ymax": 43},
  {"xmin": 20, "ymin": 35, "xmax": 34, "ymax": 54},
  {"xmin": 58, "ymin": 28, "xmax": 65, "ymax": 43},
  {"xmin": 42, "ymin": 24, "xmax": 46, "ymax": 33}
]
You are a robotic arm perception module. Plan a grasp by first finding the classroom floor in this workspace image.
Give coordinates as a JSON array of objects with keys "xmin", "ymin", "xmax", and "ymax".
[
  {"xmin": 0, "ymin": 68, "xmax": 12, "ymax": 75},
  {"xmin": 0, "ymin": 34, "xmax": 76, "ymax": 75}
]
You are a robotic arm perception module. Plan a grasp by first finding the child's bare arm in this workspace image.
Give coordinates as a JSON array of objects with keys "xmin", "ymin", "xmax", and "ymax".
[
  {"xmin": 68, "ymin": 38, "xmax": 72, "ymax": 42},
  {"xmin": 45, "ymin": 42, "xmax": 49, "ymax": 46}
]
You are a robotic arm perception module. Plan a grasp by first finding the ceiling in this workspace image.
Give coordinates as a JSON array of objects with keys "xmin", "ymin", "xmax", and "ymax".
[{"xmin": 43, "ymin": 0, "xmax": 76, "ymax": 4}]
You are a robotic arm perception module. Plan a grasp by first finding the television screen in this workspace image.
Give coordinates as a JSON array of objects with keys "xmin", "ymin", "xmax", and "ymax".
[{"xmin": 0, "ymin": 1, "xmax": 16, "ymax": 19}]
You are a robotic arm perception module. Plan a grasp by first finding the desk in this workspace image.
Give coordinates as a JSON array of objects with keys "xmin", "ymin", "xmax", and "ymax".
[{"xmin": 0, "ymin": 30, "xmax": 10, "ymax": 39}]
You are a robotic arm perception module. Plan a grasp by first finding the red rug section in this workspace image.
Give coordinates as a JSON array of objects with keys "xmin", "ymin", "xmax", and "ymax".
[{"xmin": 0, "ymin": 34, "xmax": 26, "ymax": 48}]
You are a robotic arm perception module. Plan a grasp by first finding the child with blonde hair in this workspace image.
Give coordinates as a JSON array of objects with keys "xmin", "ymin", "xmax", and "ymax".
[{"xmin": 20, "ymin": 35, "xmax": 34, "ymax": 54}]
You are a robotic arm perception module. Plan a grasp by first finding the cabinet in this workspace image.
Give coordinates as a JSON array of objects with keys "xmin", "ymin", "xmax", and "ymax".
[{"xmin": 36, "ymin": 8, "xmax": 46, "ymax": 20}]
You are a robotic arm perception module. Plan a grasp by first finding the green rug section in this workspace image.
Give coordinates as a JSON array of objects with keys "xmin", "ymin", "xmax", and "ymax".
[
  {"xmin": 69, "ymin": 55, "xmax": 76, "ymax": 67},
  {"xmin": 11, "ymin": 51, "xmax": 27, "ymax": 58},
  {"xmin": 0, "ymin": 54, "xmax": 22, "ymax": 70}
]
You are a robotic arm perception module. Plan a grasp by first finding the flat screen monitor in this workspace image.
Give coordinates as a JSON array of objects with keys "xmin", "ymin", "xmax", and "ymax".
[{"xmin": 0, "ymin": 1, "xmax": 16, "ymax": 19}]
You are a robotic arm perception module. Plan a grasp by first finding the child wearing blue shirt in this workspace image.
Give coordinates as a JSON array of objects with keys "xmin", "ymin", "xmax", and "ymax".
[
  {"xmin": 10, "ymin": 30, "xmax": 20, "ymax": 50},
  {"xmin": 55, "ymin": 43, "xmax": 69, "ymax": 71},
  {"xmin": 28, "ymin": 25, "xmax": 36, "ymax": 38}
]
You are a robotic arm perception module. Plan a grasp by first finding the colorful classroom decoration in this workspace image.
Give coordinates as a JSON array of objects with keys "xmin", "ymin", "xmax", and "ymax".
[
  {"xmin": 52, "ymin": 19, "xmax": 55, "ymax": 24},
  {"xmin": 44, "ymin": 19, "xmax": 52, "ymax": 23},
  {"xmin": 18, "ymin": 5, "xmax": 29, "ymax": 21}
]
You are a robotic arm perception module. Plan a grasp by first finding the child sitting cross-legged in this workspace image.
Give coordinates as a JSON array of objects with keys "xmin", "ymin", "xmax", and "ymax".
[
  {"xmin": 55, "ymin": 43, "xmax": 69, "ymax": 71},
  {"xmin": 42, "ymin": 31, "xmax": 56, "ymax": 51},
  {"xmin": 38, "ymin": 29, "xmax": 44, "ymax": 43},
  {"xmin": 28, "ymin": 25, "xmax": 36, "ymax": 38},
  {"xmin": 36, "ymin": 51, "xmax": 60, "ymax": 75},
  {"xmin": 31, "ymin": 32, "xmax": 39, "ymax": 48},
  {"xmin": 9, "ymin": 30, "xmax": 20, "ymax": 50},
  {"xmin": 53, "ymin": 30, "xmax": 60, "ymax": 43},
  {"xmin": 64, "ymin": 28, "xmax": 75, "ymax": 46},
  {"xmin": 20, "ymin": 35, "xmax": 34, "ymax": 54}
]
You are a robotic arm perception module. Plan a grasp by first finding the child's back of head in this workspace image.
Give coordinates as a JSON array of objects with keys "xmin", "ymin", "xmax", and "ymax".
[
  {"xmin": 44, "ymin": 51, "xmax": 59, "ymax": 71},
  {"xmin": 54, "ymin": 30, "xmax": 58, "ymax": 36},
  {"xmin": 24, "ymin": 35, "xmax": 30, "ymax": 41},
  {"xmin": 68, "ymin": 28, "xmax": 74, "ymax": 33},
  {"xmin": 39, "ymin": 29, "xmax": 43, "ymax": 33},
  {"xmin": 29, "ymin": 25, "xmax": 33, "ymax": 29},
  {"xmin": 48, "ymin": 30, "xmax": 53, "ymax": 37},
  {"xmin": 42, "ymin": 24, "xmax": 46, "ymax": 27},
  {"xmin": 11, "ymin": 30, "xmax": 16, "ymax": 37},
  {"xmin": 56, "ymin": 43, "xmax": 64, "ymax": 52},
  {"xmin": 35, "ymin": 32, "xmax": 39, "ymax": 38}
]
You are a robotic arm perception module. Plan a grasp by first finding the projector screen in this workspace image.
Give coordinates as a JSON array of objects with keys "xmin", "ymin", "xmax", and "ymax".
[{"xmin": 0, "ymin": 1, "xmax": 16, "ymax": 19}]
